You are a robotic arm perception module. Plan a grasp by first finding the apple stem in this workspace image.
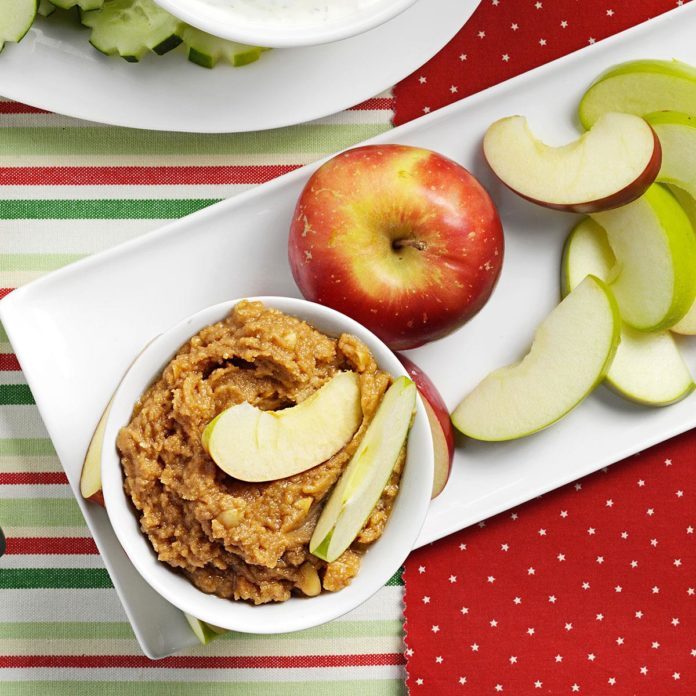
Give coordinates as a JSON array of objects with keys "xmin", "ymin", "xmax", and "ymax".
[{"xmin": 393, "ymin": 238, "xmax": 427, "ymax": 251}]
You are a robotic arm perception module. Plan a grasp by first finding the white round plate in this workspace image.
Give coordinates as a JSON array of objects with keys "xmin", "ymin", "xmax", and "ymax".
[{"xmin": 0, "ymin": 0, "xmax": 478, "ymax": 133}]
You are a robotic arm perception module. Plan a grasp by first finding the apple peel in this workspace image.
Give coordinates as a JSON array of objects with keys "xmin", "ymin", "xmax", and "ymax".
[{"xmin": 397, "ymin": 353, "xmax": 453, "ymax": 498}]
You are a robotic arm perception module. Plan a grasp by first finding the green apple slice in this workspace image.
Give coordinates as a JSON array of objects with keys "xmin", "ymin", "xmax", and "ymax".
[
  {"xmin": 563, "ymin": 218, "xmax": 694, "ymax": 405},
  {"xmin": 561, "ymin": 217, "xmax": 615, "ymax": 297},
  {"xmin": 605, "ymin": 326, "xmax": 694, "ymax": 405},
  {"xmin": 591, "ymin": 184, "xmax": 696, "ymax": 332},
  {"xmin": 579, "ymin": 59, "xmax": 696, "ymax": 129},
  {"xmin": 645, "ymin": 111, "xmax": 696, "ymax": 198},
  {"xmin": 310, "ymin": 376, "xmax": 416, "ymax": 563},
  {"xmin": 184, "ymin": 614, "xmax": 227, "ymax": 644},
  {"xmin": 665, "ymin": 186, "xmax": 696, "ymax": 335},
  {"xmin": 642, "ymin": 112, "xmax": 696, "ymax": 332},
  {"xmin": 451, "ymin": 276, "xmax": 620, "ymax": 441},
  {"xmin": 203, "ymin": 371, "xmax": 362, "ymax": 483}
]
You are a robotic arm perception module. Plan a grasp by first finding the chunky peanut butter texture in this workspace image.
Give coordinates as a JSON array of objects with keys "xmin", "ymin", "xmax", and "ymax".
[{"xmin": 116, "ymin": 301, "xmax": 403, "ymax": 604}]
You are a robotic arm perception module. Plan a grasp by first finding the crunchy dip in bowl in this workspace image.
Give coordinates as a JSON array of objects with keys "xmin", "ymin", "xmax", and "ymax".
[{"xmin": 101, "ymin": 297, "xmax": 433, "ymax": 634}]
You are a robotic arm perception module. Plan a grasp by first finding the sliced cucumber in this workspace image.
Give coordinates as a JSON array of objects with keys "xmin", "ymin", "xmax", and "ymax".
[
  {"xmin": 37, "ymin": 0, "xmax": 57, "ymax": 17},
  {"xmin": 0, "ymin": 0, "xmax": 37, "ymax": 53},
  {"xmin": 182, "ymin": 25, "xmax": 266, "ymax": 69},
  {"xmin": 52, "ymin": 0, "xmax": 103, "ymax": 10},
  {"xmin": 81, "ymin": 0, "xmax": 184, "ymax": 62}
]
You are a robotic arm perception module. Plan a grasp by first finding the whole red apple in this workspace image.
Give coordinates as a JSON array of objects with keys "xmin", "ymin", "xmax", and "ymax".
[{"xmin": 288, "ymin": 144, "xmax": 504, "ymax": 350}]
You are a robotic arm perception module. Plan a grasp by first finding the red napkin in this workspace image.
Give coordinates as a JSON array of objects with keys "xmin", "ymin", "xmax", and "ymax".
[
  {"xmin": 393, "ymin": 0, "xmax": 695, "ymax": 692},
  {"xmin": 394, "ymin": 0, "xmax": 687, "ymax": 126},
  {"xmin": 404, "ymin": 431, "xmax": 696, "ymax": 692}
]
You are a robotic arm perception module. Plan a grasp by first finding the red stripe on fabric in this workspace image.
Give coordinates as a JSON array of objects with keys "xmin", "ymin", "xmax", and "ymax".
[
  {"xmin": 0, "ymin": 354, "xmax": 20, "ymax": 371},
  {"xmin": 0, "ymin": 472, "xmax": 68, "ymax": 485},
  {"xmin": 0, "ymin": 653, "xmax": 405, "ymax": 668},
  {"xmin": 0, "ymin": 289, "xmax": 13, "ymax": 300},
  {"xmin": 5, "ymin": 537, "xmax": 98, "ymax": 555},
  {"xmin": 0, "ymin": 102, "xmax": 49, "ymax": 115},
  {"xmin": 349, "ymin": 97, "xmax": 395, "ymax": 111},
  {"xmin": 0, "ymin": 165, "xmax": 300, "ymax": 186}
]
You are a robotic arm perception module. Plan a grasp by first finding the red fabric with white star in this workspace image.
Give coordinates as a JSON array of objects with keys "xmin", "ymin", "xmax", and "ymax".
[
  {"xmin": 393, "ymin": 0, "xmax": 689, "ymax": 125},
  {"xmin": 397, "ymin": 1, "xmax": 696, "ymax": 693},
  {"xmin": 404, "ymin": 434, "xmax": 696, "ymax": 693}
]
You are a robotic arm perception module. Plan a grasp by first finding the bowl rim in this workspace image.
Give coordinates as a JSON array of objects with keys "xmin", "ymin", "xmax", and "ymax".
[
  {"xmin": 153, "ymin": 0, "xmax": 419, "ymax": 48},
  {"xmin": 100, "ymin": 296, "xmax": 434, "ymax": 634}
]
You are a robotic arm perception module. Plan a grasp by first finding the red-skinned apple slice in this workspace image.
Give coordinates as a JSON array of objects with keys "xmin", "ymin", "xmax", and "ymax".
[
  {"xmin": 79, "ymin": 398, "xmax": 112, "ymax": 506},
  {"xmin": 483, "ymin": 112, "xmax": 661, "ymax": 213},
  {"xmin": 80, "ymin": 338, "xmax": 157, "ymax": 506},
  {"xmin": 397, "ymin": 354, "xmax": 454, "ymax": 498}
]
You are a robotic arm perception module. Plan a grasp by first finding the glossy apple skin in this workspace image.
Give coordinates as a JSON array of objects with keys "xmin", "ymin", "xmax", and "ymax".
[
  {"xmin": 289, "ymin": 144, "xmax": 504, "ymax": 350},
  {"xmin": 397, "ymin": 354, "xmax": 453, "ymax": 498}
]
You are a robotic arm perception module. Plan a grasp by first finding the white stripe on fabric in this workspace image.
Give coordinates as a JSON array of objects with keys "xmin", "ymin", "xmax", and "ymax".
[
  {"xmin": 0, "ymin": 484, "xmax": 73, "ymax": 499},
  {"xmin": 0, "ymin": 665, "xmax": 405, "ymax": 682},
  {"xmin": 0, "ymin": 554, "xmax": 106, "ymax": 569},
  {"xmin": 0, "ymin": 407, "xmax": 50, "ymax": 438},
  {"xmin": 0, "ymin": 635, "xmax": 402, "ymax": 656},
  {"xmin": 0, "ymin": 220, "xmax": 167, "ymax": 254}
]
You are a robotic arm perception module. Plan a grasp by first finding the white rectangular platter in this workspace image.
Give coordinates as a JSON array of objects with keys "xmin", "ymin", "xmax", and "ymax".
[{"xmin": 3, "ymin": 4, "xmax": 696, "ymax": 659}]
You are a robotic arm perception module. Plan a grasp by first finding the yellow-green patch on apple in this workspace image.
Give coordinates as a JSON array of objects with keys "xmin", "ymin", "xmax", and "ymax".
[
  {"xmin": 310, "ymin": 376, "xmax": 416, "ymax": 563},
  {"xmin": 202, "ymin": 371, "xmax": 362, "ymax": 483}
]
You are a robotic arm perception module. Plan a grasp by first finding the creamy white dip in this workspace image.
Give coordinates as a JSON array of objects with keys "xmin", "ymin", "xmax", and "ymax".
[{"xmin": 200, "ymin": 0, "xmax": 385, "ymax": 26}]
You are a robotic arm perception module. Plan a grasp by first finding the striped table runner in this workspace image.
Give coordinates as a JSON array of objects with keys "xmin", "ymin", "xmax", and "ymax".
[{"xmin": 0, "ymin": 93, "xmax": 407, "ymax": 695}]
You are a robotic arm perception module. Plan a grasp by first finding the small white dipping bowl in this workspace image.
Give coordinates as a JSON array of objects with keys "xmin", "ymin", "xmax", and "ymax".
[
  {"xmin": 154, "ymin": 0, "xmax": 418, "ymax": 48},
  {"xmin": 101, "ymin": 296, "xmax": 433, "ymax": 634}
]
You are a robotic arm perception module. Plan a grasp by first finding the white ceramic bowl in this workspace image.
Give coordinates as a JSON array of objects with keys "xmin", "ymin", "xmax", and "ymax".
[
  {"xmin": 154, "ymin": 0, "xmax": 419, "ymax": 48},
  {"xmin": 101, "ymin": 296, "xmax": 433, "ymax": 634}
]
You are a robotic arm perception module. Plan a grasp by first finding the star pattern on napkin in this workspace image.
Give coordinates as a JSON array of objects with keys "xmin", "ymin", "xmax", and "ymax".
[{"xmin": 404, "ymin": 430, "xmax": 696, "ymax": 692}]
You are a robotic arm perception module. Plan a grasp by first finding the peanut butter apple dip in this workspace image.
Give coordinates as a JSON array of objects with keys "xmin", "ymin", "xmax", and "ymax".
[{"xmin": 116, "ymin": 301, "xmax": 404, "ymax": 604}]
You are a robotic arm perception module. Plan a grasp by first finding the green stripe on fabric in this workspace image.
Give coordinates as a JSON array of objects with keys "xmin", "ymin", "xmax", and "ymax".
[
  {"xmin": 386, "ymin": 567, "xmax": 403, "ymax": 586},
  {"xmin": 0, "ymin": 384, "xmax": 33, "ymax": 404},
  {"xmin": 0, "ymin": 254, "xmax": 85, "ymax": 272},
  {"xmin": 0, "ymin": 569, "xmax": 112, "ymax": 589},
  {"xmin": 0, "ymin": 439, "xmax": 55, "ymax": 456},
  {"xmin": 0, "ymin": 323, "xmax": 8, "ymax": 343},
  {"xmin": 0, "ymin": 683, "xmax": 402, "ymax": 696},
  {"xmin": 1, "ymin": 499, "xmax": 85, "ymax": 527},
  {"xmin": 0, "ymin": 125, "xmax": 390, "ymax": 156},
  {"xmin": 0, "ymin": 619, "xmax": 402, "ymax": 641},
  {"xmin": 0, "ymin": 200, "xmax": 217, "ymax": 220}
]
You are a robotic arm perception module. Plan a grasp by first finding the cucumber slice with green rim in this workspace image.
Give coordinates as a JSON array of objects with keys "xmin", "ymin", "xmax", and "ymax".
[
  {"xmin": 182, "ymin": 25, "xmax": 266, "ymax": 69},
  {"xmin": 0, "ymin": 0, "xmax": 37, "ymax": 53},
  {"xmin": 52, "ymin": 0, "xmax": 102, "ymax": 10},
  {"xmin": 37, "ymin": 0, "xmax": 56, "ymax": 17},
  {"xmin": 81, "ymin": 0, "xmax": 184, "ymax": 62}
]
